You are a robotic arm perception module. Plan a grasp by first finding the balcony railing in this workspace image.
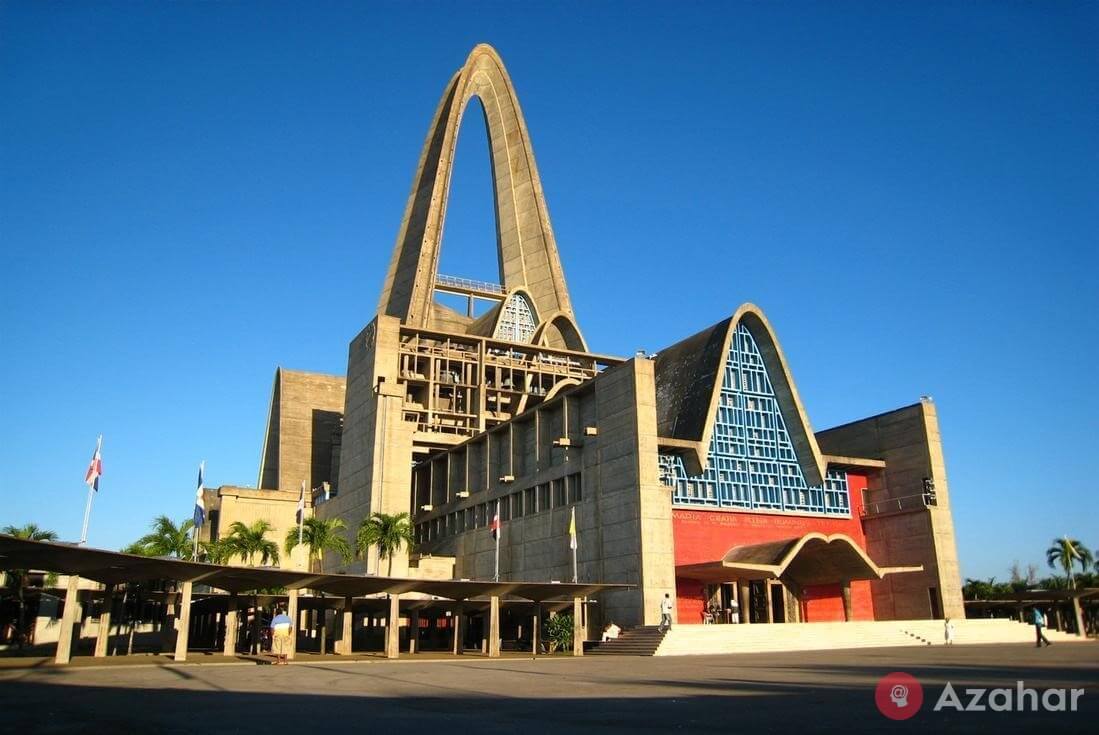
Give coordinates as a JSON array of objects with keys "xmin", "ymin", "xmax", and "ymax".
[{"xmin": 861, "ymin": 492, "xmax": 936, "ymax": 517}]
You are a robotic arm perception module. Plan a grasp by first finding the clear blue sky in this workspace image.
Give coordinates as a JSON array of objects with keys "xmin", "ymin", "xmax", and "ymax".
[{"xmin": 1, "ymin": 1, "xmax": 1096, "ymax": 581}]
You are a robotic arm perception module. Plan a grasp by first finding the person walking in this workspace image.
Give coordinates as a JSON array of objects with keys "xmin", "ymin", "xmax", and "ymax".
[
  {"xmin": 658, "ymin": 593, "xmax": 674, "ymax": 633},
  {"xmin": 944, "ymin": 617, "xmax": 956, "ymax": 645},
  {"xmin": 270, "ymin": 606, "xmax": 294, "ymax": 664},
  {"xmin": 1032, "ymin": 607, "xmax": 1052, "ymax": 648}
]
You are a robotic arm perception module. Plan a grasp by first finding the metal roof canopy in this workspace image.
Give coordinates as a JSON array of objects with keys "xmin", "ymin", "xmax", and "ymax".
[{"xmin": 0, "ymin": 534, "xmax": 626, "ymax": 601}]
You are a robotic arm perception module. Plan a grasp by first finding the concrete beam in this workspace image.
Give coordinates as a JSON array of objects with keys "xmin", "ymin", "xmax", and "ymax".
[
  {"xmin": 93, "ymin": 583, "xmax": 114, "ymax": 658},
  {"xmin": 54, "ymin": 575, "xmax": 81, "ymax": 665},
  {"xmin": 173, "ymin": 581, "xmax": 193, "ymax": 662}
]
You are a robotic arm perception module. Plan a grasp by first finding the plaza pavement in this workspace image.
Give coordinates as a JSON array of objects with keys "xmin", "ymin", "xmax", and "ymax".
[{"xmin": 0, "ymin": 643, "xmax": 1094, "ymax": 734}]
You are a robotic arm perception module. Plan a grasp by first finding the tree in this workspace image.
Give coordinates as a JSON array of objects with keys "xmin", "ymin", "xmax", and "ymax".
[
  {"xmin": 356, "ymin": 512, "xmax": 414, "ymax": 576},
  {"xmin": 285, "ymin": 517, "xmax": 352, "ymax": 571},
  {"xmin": 131, "ymin": 516, "xmax": 195, "ymax": 558},
  {"xmin": 1046, "ymin": 537, "xmax": 1093, "ymax": 590},
  {"xmin": 962, "ymin": 577, "xmax": 997, "ymax": 601},
  {"xmin": 224, "ymin": 520, "xmax": 280, "ymax": 566},
  {"xmin": 2, "ymin": 524, "xmax": 59, "ymax": 649},
  {"xmin": 200, "ymin": 538, "xmax": 234, "ymax": 565}
]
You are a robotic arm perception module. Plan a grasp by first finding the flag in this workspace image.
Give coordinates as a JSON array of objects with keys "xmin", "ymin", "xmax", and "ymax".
[
  {"xmin": 569, "ymin": 507, "xmax": 577, "ymax": 550},
  {"xmin": 490, "ymin": 502, "xmax": 500, "ymax": 541},
  {"xmin": 84, "ymin": 436, "xmax": 103, "ymax": 492},
  {"xmin": 296, "ymin": 481, "xmax": 306, "ymax": 524},
  {"xmin": 193, "ymin": 462, "xmax": 206, "ymax": 527}
]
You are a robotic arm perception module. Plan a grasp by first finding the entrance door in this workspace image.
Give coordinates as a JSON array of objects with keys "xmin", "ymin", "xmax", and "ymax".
[
  {"xmin": 749, "ymin": 581, "xmax": 768, "ymax": 623},
  {"xmin": 770, "ymin": 583, "xmax": 786, "ymax": 624}
]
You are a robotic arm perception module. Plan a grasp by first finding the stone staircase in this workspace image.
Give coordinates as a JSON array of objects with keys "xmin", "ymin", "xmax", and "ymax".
[
  {"xmin": 591, "ymin": 619, "xmax": 1085, "ymax": 657},
  {"xmin": 589, "ymin": 625, "xmax": 668, "ymax": 656}
]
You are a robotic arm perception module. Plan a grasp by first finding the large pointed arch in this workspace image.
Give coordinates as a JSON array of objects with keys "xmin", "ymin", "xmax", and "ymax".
[
  {"xmin": 378, "ymin": 44, "xmax": 577, "ymax": 333},
  {"xmin": 654, "ymin": 303, "xmax": 827, "ymax": 486}
]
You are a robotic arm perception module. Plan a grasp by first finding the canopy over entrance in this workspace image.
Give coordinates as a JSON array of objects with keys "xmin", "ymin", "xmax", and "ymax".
[{"xmin": 676, "ymin": 532, "xmax": 921, "ymax": 587}]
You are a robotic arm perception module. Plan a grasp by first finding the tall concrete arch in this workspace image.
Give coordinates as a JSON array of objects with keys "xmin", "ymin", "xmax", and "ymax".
[{"xmin": 377, "ymin": 44, "xmax": 579, "ymax": 336}]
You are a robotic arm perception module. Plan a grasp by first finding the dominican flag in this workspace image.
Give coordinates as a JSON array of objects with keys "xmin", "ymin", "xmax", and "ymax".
[
  {"xmin": 193, "ymin": 462, "xmax": 206, "ymax": 527},
  {"xmin": 490, "ymin": 501, "xmax": 500, "ymax": 541},
  {"xmin": 568, "ymin": 507, "xmax": 578, "ymax": 550},
  {"xmin": 296, "ymin": 481, "xmax": 306, "ymax": 524},
  {"xmin": 84, "ymin": 436, "xmax": 103, "ymax": 492}
]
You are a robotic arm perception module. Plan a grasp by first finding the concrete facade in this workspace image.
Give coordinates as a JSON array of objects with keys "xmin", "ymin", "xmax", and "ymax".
[{"xmin": 204, "ymin": 44, "xmax": 963, "ymax": 635}]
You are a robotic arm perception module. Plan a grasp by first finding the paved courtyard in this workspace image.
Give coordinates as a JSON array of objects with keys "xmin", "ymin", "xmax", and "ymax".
[{"xmin": 0, "ymin": 643, "xmax": 1094, "ymax": 734}]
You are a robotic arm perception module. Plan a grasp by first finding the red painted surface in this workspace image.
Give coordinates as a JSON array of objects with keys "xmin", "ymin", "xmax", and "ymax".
[{"xmin": 672, "ymin": 472, "xmax": 876, "ymax": 622}]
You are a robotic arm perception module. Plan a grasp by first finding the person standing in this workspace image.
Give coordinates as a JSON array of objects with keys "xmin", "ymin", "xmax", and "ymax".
[
  {"xmin": 270, "ymin": 607, "xmax": 294, "ymax": 664},
  {"xmin": 658, "ymin": 593, "xmax": 674, "ymax": 633},
  {"xmin": 1032, "ymin": 607, "xmax": 1052, "ymax": 648},
  {"xmin": 729, "ymin": 597, "xmax": 741, "ymax": 624},
  {"xmin": 944, "ymin": 617, "xmax": 956, "ymax": 645}
]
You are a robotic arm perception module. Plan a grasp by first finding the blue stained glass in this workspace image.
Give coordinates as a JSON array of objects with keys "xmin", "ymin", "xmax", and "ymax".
[{"xmin": 659, "ymin": 323, "xmax": 850, "ymax": 516}]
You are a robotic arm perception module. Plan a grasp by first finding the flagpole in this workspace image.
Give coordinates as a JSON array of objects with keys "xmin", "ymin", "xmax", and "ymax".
[
  {"xmin": 298, "ymin": 481, "xmax": 305, "ymax": 548},
  {"xmin": 79, "ymin": 484, "xmax": 94, "ymax": 545},
  {"xmin": 570, "ymin": 507, "xmax": 578, "ymax": 583},
  {"xmin": 79, "ymin": 434, "xmax": 102, "ymax": 545},
  {"xmin": 494, "ymin": 500, "xmax": 500, "ymax": 583}
]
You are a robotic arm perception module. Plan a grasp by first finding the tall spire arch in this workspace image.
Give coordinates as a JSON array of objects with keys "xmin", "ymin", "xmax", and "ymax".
[{"xmin": 378, "ymin": 44, "xmax": 580, "ymax": 343}]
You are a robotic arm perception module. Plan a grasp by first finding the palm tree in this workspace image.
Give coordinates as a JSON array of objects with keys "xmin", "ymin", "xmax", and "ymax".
[
  {"xmin": 1046, "ymin": 537, "xmax": 1093, "ymax": 590},
  {"xmin": 131, "ymin": 516, "xmax": 195, "ymax": 558},
  {"xmin": 285, "ymin": 517, "xmax": 352, "ymax": 571},
  {"xmin": 2, "ymin": 524, "xmax": 59, "ymax": 649},
  {"xmin": 224, "ymin": 520, "xmax": 280, "ymax": 566},
  {"xmin": 200, "ymin": 538, "xmax": 235, "ymax": 565},
  {"xmin": 356, "ymin": 512, "xmax": 414, "ymax": 576}
]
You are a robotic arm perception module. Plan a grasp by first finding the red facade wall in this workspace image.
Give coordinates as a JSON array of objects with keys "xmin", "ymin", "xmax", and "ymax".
[{"xmin": 672, "ymin": 472, "xmax": 875, "ymax": 622}]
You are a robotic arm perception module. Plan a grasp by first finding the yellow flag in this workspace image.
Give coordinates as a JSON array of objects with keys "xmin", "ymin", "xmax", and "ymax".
[{"xmin": 569, "ymin": 507, "xmax": 577, "ymax": 550}]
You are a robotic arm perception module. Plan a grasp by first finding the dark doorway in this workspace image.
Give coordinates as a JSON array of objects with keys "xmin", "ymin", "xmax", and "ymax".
[
  {"xmin": 928, "ymin": 587, "xmax": 942, "ymax": 619},
  {"xmin": 749, "ymin": 581, "xmax": 768, "ymax": 623},
  {"xmin": 770, "ymin": 584, "xmax": 786, "ymax": 624}
]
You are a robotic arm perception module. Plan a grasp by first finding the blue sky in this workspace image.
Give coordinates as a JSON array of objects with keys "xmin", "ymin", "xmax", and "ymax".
[{"xmin": 1, "ymin": 1, "xmax": 1096, "ymax": 581}]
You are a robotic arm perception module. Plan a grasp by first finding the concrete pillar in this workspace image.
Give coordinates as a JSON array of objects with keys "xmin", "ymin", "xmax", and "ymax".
[
  {"xmin": 173, "ymin": 581, "xmax": 193, "ymax": 662},
  {"xmin": 531, "ymin": 603, "xmax": 540, "ymax": 657},
  {"xmin": 93, "ymin": 584, "xmax": 114, "ymax": 658},
  {"xmin": 251, "ymin": 600, "xmax": 262, "ymax": 655},
  {"xmin": 1071, "ymin": 596, "xmax": 1086, "ymax": 637},
  {"xmin": 385, "ymin": 595, "xmax": 400, "ymax": 659},
  {"xmin": 841, "ymin": 582, "xmax": 853, "ymax": 622},
  {"xmin": 738, "ymin": 581, "xmax": 751, "ymax": 624},
  {"xmin": 487, "ymin": 597, "xmax": 501, "ymax": 658},
  {"xmin": 54, "ymin": 575, "xmax": 82, "ymax": 665},
  {"xmin": 765, "ymin": 582, "xmax": 775, "ymax": 624},
  {"xmin": 339, "ymin": 596, "xmax": 354, "ymax": 655},
  {"xmin": 224, "ymin": 593, "xmax": 239, "ymax": 656},
  {"xmin": 452, "ymin": 603, "xmax": 464, "ymax": 655},
  {"xmin": 287, "ymin": 589, "xmax": 299, "ymax": 659},
  {"xmin": 160, "ymin": 591, "xmax": 178, "ymax": 653},
  {"xmin": 409, "ymin": 609, "xmax": 420, "ymax": 654},
  {"xmin": 572, "ymin": 597, "xmax": 583, "ymax": 657}
]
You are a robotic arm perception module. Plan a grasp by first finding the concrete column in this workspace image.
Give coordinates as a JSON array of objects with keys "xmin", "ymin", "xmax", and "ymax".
[
  {"xmin": 339, "ymin": 596, "xmax": 354, "ymax": 655},
  {"xmin": 287, "ymin": 589, "xmax": 299, "ymax": 659},
  {"xmin": 738, "ymin": 581, "xmax": 751, "ymax": 624},
  {"xmin": 160, "ymin": 591, "xmax": 178, "ymax": 653},
  {"xmin": 385, "ymin": 595, "xmax": 400, "ymax": 659},
  {"xmin": 409, "ymin": 609, "xmax": 420, "ymax": 654},
  {"xmin": 765, "ymin": 582, "xmax": 775, "ymax": 624},
  {"xmin": 841, "ymin": 582, "xmax": 853, "ymax": 622},
  {"xmin": 487, "ymin": 597, "xmax": 501, "ymax": 658},
  {"xmin": 93, "ymin": 584, "xmax": 115, "ymax": 658},
  {"xmin": 1071, "ymin": 596, "xmax": 1086, "ymax": 637},
  {"xmin": 173, "ymin": 581, "xmax": 193, "ymax": 662},
  {"xmin": 224, "ymin": 593, "xmax": 239, "ymax": 656},
  {"xmin": 452, "ymin": 603, "xmax": 464, "ymax": 655},
  {"xmin": 531, "ymin": 603, "xmax": 540, "ymax": 657},
  {"xmin": 251, "ymin": 600, "xmax": 262, "ymax": 655},
  {"xmin": 54, "ymin": 575, "xmax": 82, "ymax": 665},
  {"xmin": 572, "ymin": 597, "xmax": 583, "ymax": 657}
]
